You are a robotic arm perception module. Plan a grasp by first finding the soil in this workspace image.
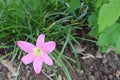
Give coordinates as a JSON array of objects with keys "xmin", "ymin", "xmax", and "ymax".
[
  {"xmin": 1, "ymin": 29, "xmax": 120, "ymax": 80},
  {"xmin": 79, "ymin": 45, "xmax": 120, "ymax": 80},
  {"xmin": 1, "ymin": 42, "xmax": 120, "ymax": 80}
]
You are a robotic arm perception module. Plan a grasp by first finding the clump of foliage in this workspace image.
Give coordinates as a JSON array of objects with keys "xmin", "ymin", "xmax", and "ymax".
[
  {"xmin": 0, "ymin": 0, "xmax": 82, "ymax": 80},
  {"xmin": 87, "ymin": 0, "xmax": 120, "ymax": 53}
]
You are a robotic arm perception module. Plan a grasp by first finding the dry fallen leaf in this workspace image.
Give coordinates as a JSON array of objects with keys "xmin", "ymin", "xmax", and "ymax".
[
  {"xmin": 1, "ymin": 60, "xmax": 16, "ymax": 72},
  {"xmin": 116, "ymin": 70, "xmax": 120, "ymax": 77},
  {"xmin": 95, "ymin": 52, "xmax": 103, "ymax": 58},
  {"xmin": 102, "ymin": 58, "xmax": 107, "ymax": 64},
  {"xmin": 42, "ymin": 70, "xmax": 54, "ymax": 80},
  {"xmin": 74, "ymin": 44, "xmax": 86, "ymax": 54},
  {"xmin": 81, "ymin": 53, "xmax": 95, "ymax": 59},
  {"xmin": 58, "ymin": 75, "xmax": 62, "ymax": 80},
  {"xmin": 0, "ymin": 59, "xmax": 17, "ymax": 78}
]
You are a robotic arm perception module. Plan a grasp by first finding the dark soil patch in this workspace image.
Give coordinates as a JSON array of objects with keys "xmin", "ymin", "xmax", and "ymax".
[
  {"xmin": 79, "ymin": 51, "xmax": 120, "ymax": 80},
  {"xmin": 1, "ymin": 42, "xmax": 120, "ymax": 80},
  {"xmin": 1, "ymin": 39, "xmax": 120, "ymax": 80}
]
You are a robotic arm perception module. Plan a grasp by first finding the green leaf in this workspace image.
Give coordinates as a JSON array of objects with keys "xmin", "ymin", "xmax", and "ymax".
[
  {"xmin": 115, "ymin": 37, "xmax": 120, "ymax": 53},
  {"xmin": 98, "ymin": 0, "xmax": 120, "ymax": 32},
  {"xmin": 88, "ymin": 13, "xmax": 98, "ymax": 27},
  {"xmin": 88, "ymin": 25, "xmax": 98, "ymax": 37},
  {"xmin": 97, "ymin": 23, "xmax": 120, "ymax": 46},
  {"xmin": 88, "ymin": 13, "xmax": 98, "ymax": 37},
  {"xmin": 96, "ymin": 0, "xmax": 103, "ymax": 9},
  {"xmin": 70, "ymin": 0, "xmax": 80, "ymax": 11}
]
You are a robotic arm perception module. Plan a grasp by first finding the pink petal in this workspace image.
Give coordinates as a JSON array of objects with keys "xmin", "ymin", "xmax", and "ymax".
[
  {"xmin": 42, "ymin": 52, "xmax": 53, "ymax": 66},
  {"xmin": 36, "ymin": 34, "xmax": 45, "ymax": 47},
  {"xmin": 17, "ymin": 41, "xmax": 35, "ymax": 53},
  {"xmin": 22, "ymin": 53, "xmax": 34, "ymax": 65},
  {"xmin": 42, "ymin": 41, "xmax": 56, "ymax": 54},
  {"xmin": 33, "ymin": 57, "xmax": 43, "ymax": 74}
]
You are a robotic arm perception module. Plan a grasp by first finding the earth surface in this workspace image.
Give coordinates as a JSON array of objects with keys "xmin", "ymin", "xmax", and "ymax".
[{"xmin": 1, "ymin": 29, "xmax": 120, "ymax": 80}]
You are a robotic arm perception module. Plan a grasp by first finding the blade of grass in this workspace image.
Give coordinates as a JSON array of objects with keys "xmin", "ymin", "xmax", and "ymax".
[
  {"xmin": 0, "ymin": 52, "xmax": 13, "ymax": 60},
  {"xmin": 51, "ymin": 50, "xmax": 72, "ymax": 80},
  {"xmin": 0, "ymin": 45, "xmax": 12, "ymax": 48},
  {"xmin": 69, "ymin": 39, "xmax": 82, "ymax": 74},
  {"xmin": 57, "ymin": 30, "xmax": 70, "ymax": 61},
  {"xmin": 60, "ymin": 61, "xmax": 72, "ymax": 80},
  {"xmin": 13, "ymin": 61, "xmax": 22, "ymax": 80}
]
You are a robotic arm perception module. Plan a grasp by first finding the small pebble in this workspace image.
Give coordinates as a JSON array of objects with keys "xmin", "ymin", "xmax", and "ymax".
[
  {"xmin": 95, "ymin": 52, "xmax": 103, "ymax": 58},
  {"xmin": 116, "ymin": 70, "xmax": 120, "ymax": 78},
  {"xmin": 88, "ymin": 75, "xmax": 95, "ymax": 80},
  {"xmin": 108, "ymin": 75, "xmax": 113, "ymax": 80},
  {"xmin": 102, "ymin": 58, "xmax": 108, "ymax": 64}
]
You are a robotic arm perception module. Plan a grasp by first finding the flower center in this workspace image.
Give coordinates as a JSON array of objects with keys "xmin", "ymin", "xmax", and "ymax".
[{"xmin": 33, "ymin": 48, "xmax": 42, "ymax": 57}]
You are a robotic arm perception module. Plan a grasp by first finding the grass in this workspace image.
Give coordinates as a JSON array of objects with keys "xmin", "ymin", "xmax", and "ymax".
[{"xmin": 0, "ymin": 0, "xmax": 88, "ymax": 80}]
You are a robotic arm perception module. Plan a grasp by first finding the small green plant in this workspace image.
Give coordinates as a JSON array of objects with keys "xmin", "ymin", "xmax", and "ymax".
[{"xmin": 87, "ymin": 0, "xmax": 120, "ymax": 53}]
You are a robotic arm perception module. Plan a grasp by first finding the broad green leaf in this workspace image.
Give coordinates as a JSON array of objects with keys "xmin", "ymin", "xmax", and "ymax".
[
  {"xmin": 88, "ymin": 26, "xmax": 98, "ymax": 37},
  {"xmin": 70, "ymin": 0, "xmax": 80, "ymax": 11},
  {"xmin": 88, "ymin": 13, "xmax": 98, "ymax": 37},
  {"xmin": 96, "ymin": 0, "xmax": 103, "ymax": 9},
  {"xmin": 115, "ymin": 37, "xmax": 120, "ymax": 53},
  {"xmin": 97, "ymin": 23, "xmax": 120, "ymax": 53},
  {"xmin": 97, "ymin": 23, "xmax": 120, "ymax": 46},
  {"xmin": 98, "ymin": 0, "xmax": 120, "ymax": 32},
  {"xmin": 88, "ymin": 13, "xmax": 98, "ymax": 27}
]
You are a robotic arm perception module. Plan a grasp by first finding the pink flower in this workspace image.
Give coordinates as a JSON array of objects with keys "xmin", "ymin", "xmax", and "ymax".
[{"xmin": 17, "ymin": 34, "xmax": 56, "ymax": 74}]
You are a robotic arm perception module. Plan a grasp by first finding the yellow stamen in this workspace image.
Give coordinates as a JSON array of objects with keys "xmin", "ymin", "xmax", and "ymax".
[{"xmin": 33, "ymin": 48, "xmax": 42, "ymax": 57}]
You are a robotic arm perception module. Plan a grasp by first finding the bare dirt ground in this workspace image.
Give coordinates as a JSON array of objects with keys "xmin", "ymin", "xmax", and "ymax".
[
  {"xmin": 1, "ymin": 28, "xmax": 120, "ymax": 80},
  {"xmin": 1, "ymin": 42, "xmax": 120, "ymax": 80}
]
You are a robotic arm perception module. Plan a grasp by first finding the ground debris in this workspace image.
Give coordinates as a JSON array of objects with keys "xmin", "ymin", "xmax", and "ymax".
[
  {"xmin": 0, "ymin": 59, "xmax": 18, "ymax": 80},
  {"xmin": 95, "ymin": 52, "xmax": 103, "ymax": 58},
  {"xmin": 88, "ymin": 75, "xmax": 95, "ymax": 80},
  {"xmin": 116, "ymin": 70, "xmax": 120, "ymax": 77},
  {"xmin": 81, "ymin": 53, "xmax": 95, "ymax": 59},
  {"xmin": 58, "ymin": 75, "xmax": 62, "ymax": 80},
  {"xmin": 74, "ymin": 44, "xmax": 87, "ymax": 54},
  {"xmin": 0, "ymin": 60, "xmax": 16, "ymax": 73},
  {"xmin": 80, "ymin": 50, "xmax": 120, "ymax": 80}
]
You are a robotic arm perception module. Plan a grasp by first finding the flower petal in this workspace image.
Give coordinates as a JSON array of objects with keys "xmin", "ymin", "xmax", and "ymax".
[
  {"xmin": 42, "ymin": 52, "xmax": 53, "ymax": 66},
  {"xmin": 42, "ymin": 41, "xmax": 56, "ymax": 54},
  {"xmin": 22, "ymin": 53, "xmax": 34, "ymax": 65},
  {"xmin": 17, "ymin": 41, "xmax": 35, "ymax": 53},
  {"xmin": 33, "ymin": 57, "xmax": 43, "ymax": 74},
  {"xmin": 36, "ymin": 34, "xmax": 45, "ymax": 47}
]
